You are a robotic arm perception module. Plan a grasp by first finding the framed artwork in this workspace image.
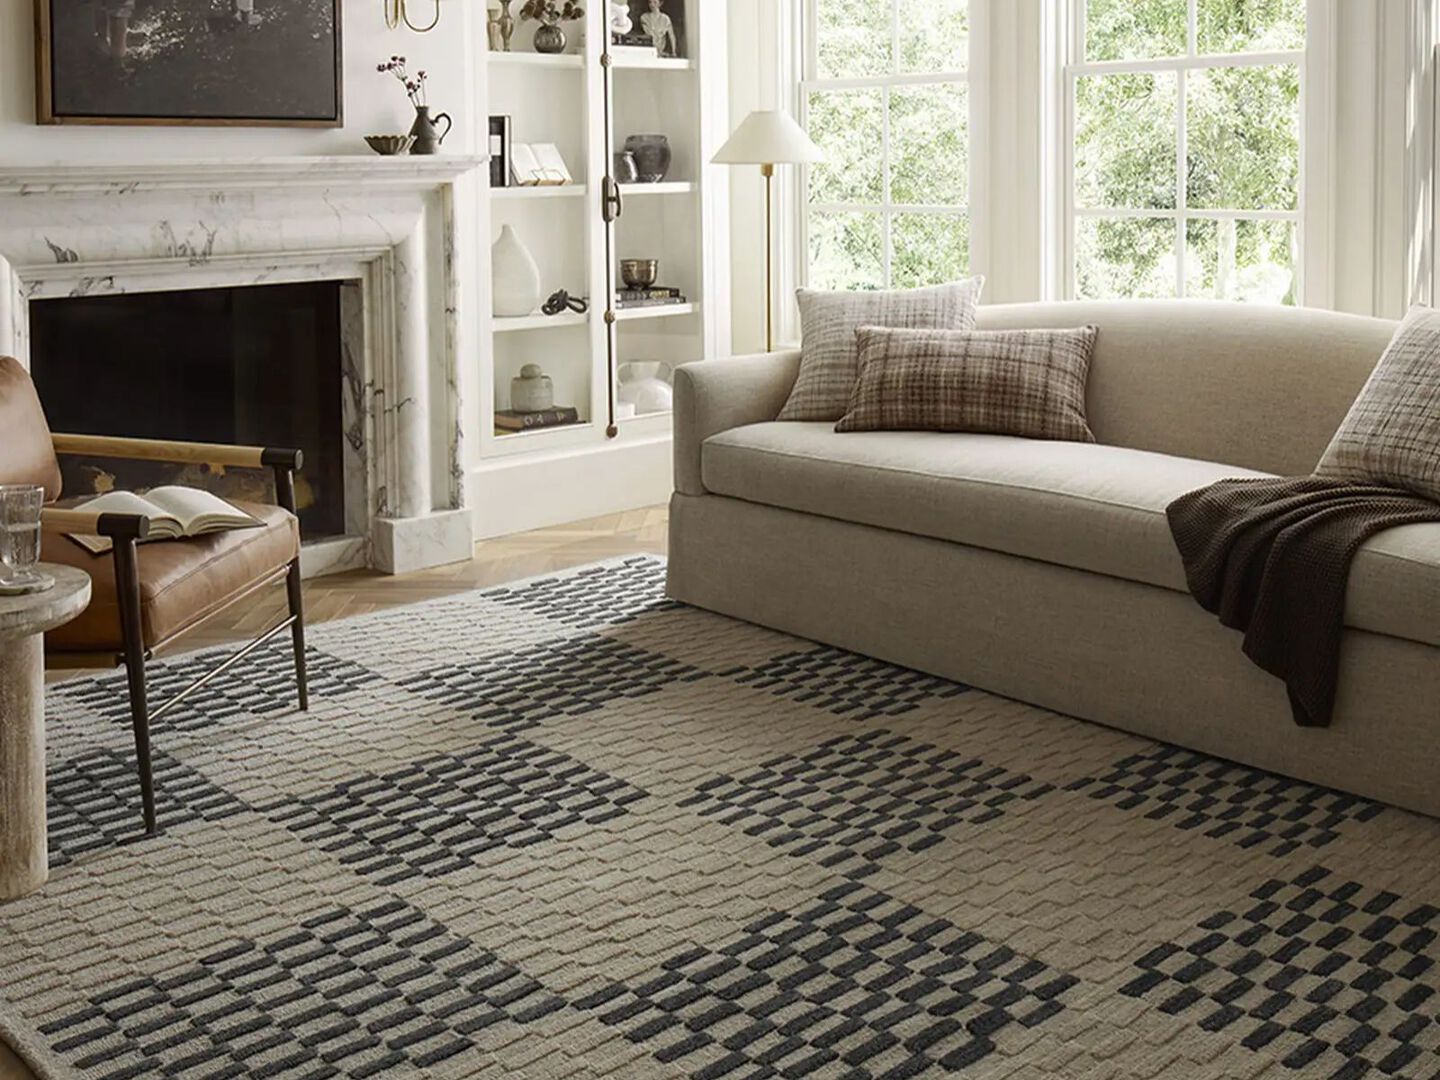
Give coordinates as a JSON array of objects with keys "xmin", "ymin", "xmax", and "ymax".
[
  {"xmin": 618, "ymin": 0, "xmax": 684, "ymax": 58},
  {"xmin": 34, "ymin": 0, "xmax": 343, "ymax": 127}
]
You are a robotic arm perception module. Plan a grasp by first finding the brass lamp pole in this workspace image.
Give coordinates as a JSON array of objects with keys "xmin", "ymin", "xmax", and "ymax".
[{"xmin": 714, "ymin": 110, "xmax": 824, "ymax": 352}]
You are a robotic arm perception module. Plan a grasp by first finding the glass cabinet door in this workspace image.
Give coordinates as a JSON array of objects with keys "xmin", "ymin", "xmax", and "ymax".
[
  {"xmin": 486, "ymin": 37, "xmax": 598, "ymax": 448},
  {"xmin": 600, "ymin": 0, "xmax": 702, "ymax": 437}
]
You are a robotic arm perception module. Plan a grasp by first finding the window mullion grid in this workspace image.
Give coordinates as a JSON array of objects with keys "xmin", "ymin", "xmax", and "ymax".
[
  {"xmin": 882, "ymin": 84, "xmax": 893, "ymax": 287},
  {"xmin": 1177, "ymin": 0, "xmax": 1197, "ymax": 297},
  {"xmin": 882, "ymin": 0, "xmax": 900, "ymax": 287},
  {"xmin": 1176, "ymin": 67, "xmax": 1188, "ymax": 298},
  {"xmin": 1065, "ymin": 1, "xmax": 1307, "ymax": 303},
  {"xmin": 1065, "ymin": 71, "xmax": 1078, "ymax": 298}
]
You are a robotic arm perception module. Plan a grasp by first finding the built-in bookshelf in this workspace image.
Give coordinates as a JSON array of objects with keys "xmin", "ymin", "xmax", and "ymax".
[{"xmin": 473, "ymin": 2, "xmax": 730, "ymax": 537}]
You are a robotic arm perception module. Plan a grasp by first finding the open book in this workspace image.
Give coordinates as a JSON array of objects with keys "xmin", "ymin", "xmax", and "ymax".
[{"xmin": 67, "ymin": 487, "xmax": 261, "ymax": 554}]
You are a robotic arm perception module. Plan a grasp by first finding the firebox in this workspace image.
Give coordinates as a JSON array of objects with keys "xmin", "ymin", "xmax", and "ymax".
[{"xmin": 29, "ymin": 281, "xmax": 345, "ymax": 540}]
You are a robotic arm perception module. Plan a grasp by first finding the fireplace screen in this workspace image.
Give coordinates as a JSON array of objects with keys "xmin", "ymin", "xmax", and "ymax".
[{"xmin": 30, "ymin": 281, "xmax": 346, "ymax": 540}]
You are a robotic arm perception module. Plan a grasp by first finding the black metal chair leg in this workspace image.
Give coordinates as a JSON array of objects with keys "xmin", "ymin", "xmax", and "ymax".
[
  {"xmin": 113, "ymin": 537, "xmax": 157, "ymax": 834},
  {"xmin": 271, "ymin": 461, "xmax": 309, "ymax": 714},
  {"xmin": 286, "ymin": 557, "xmax": 309, "ymax": 711}
]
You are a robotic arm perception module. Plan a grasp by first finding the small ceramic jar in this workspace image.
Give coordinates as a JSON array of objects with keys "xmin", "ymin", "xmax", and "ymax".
[{"xmin": 511, "ymin": 363, "xmax": 554, "ymax": 412}]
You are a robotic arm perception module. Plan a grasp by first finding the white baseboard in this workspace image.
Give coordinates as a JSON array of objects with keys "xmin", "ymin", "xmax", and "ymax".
[{"xmin": 468, "ymin": 434, "xmax": 673, "ymax": 539}]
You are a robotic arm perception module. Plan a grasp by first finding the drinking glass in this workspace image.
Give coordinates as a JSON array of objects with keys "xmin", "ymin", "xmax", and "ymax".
[{"xmin": 0, "ymin": 484, "xmax": 45, "ymax": 585}]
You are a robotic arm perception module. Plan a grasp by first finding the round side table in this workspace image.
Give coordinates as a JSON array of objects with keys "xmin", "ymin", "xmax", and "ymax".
[{"xmin": 0, "ymin": 565, "xmax": 91, "ymax": 901}]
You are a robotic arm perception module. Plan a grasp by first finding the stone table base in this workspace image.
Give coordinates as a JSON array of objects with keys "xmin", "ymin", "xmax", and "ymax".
[{"xmin": 0, "ymin": 565, "xmax": 91, "ymax": 901}]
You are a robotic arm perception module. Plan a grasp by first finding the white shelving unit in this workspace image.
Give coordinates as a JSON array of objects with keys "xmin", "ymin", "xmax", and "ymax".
[{"xmin": 473, "ymin": 2, "xmax": 730, "ymax": 537}]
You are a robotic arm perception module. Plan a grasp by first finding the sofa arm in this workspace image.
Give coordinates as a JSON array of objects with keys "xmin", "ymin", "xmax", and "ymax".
[{"xmin": 673, "ymin": 349, "xmax": 802, "ymax": 495}]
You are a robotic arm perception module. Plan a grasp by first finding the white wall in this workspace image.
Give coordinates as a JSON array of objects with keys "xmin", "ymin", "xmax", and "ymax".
[
  {"xmin": 0, "ymin": 2, "xmax": 478, "ymax": 161},
  {"xmin": 726, "ymin": 0, "xmax": 774, "ymax": 355},
  {"xmin": 727, "ymin": 0, "xmax": 1432, "ymax": 349}
]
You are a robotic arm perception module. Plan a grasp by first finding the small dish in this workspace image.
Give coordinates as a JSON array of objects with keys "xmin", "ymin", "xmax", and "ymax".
[{"xmin": 365, "ymin": 135, "xmax": 417, "ymax": 156}]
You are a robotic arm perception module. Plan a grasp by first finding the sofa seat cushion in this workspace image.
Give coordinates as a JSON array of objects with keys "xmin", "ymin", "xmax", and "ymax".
[
  {"xmin": 701, "ymin": 422, "xmax": 1440, "ymax": 649},
  {"xmin": 43, "ymin": 501, "xmax": 300, "ymax": 654}
]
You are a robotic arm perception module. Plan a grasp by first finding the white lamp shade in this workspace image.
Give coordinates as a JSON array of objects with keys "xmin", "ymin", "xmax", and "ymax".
[{"xmin": 713, "ymin": 110, "xmax": 824, "ymax": 166}]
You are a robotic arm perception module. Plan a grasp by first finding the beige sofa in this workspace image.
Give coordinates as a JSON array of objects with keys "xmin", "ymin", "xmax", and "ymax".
[{"xmin": 668, "ymin": 300, "xmax": 1440, "ymax": 818}]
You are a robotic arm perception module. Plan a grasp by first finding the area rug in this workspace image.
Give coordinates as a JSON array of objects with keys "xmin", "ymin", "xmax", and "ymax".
[{"xmin": 2, "ymin": 556, "xmax": 1438, "ymax": 1080}]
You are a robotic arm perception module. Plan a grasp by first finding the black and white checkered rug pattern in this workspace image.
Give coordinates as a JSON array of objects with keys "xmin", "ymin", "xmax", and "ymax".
[{"xmin": 3, "ymin": 556, "xmax": 1438, "ymax": 1080}]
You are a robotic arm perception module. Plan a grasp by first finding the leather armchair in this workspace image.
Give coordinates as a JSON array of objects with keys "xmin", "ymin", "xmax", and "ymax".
[{"xmin": 0, "ymin": 356, "xmax": 308, "ymax": 834}]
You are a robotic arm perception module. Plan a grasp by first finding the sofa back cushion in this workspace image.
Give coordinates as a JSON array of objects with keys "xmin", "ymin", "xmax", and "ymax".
[
  {"xmin": 1313, "ymin": 306, "xmax": 1440, "ymax": 500},
  {"xmin": 779, "ymin": 278, "xmax": 984, "ymax": 421},
  {"xmin": 976, "ymin": 301, "xmax": 1396, "ymax": 476}
]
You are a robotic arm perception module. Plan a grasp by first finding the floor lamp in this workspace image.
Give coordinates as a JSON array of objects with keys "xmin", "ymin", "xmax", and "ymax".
[{"xmin": 714, "ymin": 110, "xmax": 824, "ymax": 352}]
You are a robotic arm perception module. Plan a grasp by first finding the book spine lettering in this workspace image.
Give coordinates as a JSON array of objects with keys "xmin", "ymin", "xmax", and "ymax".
[{"xmin": 616, "ymin": 296, "xmax": 689, "ymax": 309}]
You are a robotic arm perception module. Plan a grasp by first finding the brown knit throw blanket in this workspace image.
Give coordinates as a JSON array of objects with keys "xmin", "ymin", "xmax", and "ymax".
[{"xmin": 1166, "ymin": 476, "xmax": 1440, "ymax": 728}]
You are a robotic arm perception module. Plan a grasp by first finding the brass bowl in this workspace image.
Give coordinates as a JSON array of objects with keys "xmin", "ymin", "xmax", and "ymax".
[
  {"xmin": 365, "ymin": 134, "xmax": 417, "ymax": 156},
  {"xmin": 620, "ymin": 258, "xmax": 659, "ymax": 288}
]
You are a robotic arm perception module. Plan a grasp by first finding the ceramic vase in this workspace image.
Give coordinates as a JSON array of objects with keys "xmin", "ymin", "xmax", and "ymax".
[
  {"xmin": 498, "ymin": 0, "xmax": 516, "ymax": 50},
  {"xmin": 534, "ymin": 21, "xmax": 566, "ymax": 53},
  {"xmin": 624, "ymin": 135, "xmax": 671, "ymax": 182},
  {"xmin": 492, "ymin": 225, "xmax": 542, "ymax": 317},
  {"xmin": 613, "ymin": 151, "xmax": 640, "ymax": 184},
  {"xmin": 617, "ymin": 361, "xmax": 673, "ymax": 414},
  {"xmin": 510, "ymin": 363, "xmax": 554, "ymax": 412},
  {"xmin": 409, "ymin": 106, "xmax": 452, "ymax": 155}
]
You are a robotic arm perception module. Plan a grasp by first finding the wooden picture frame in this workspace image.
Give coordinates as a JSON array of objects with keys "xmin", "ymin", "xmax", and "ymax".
[{"xmin": 34, "ymin": 0, "xmax": 344, "ymax": 127}]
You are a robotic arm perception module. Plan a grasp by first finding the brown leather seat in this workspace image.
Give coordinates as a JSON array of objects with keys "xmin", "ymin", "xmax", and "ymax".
[
  {"xmin": 43, "ymin": 503, "xmax": 300, "ymax": 654},
  {"xmin": 0, "ymin": 355, "xmax": 63, "ymax": 497}
]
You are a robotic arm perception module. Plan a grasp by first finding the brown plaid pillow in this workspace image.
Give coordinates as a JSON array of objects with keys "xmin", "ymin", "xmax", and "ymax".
[
  {"xmin": 778, "ymin": 278, "xmax": 984, "ymax": 422},
  {"xmin": 835, "ymin": 325, "xmax": 1100, "ymax": 441},
  {"xmin": 1315, "ymin": 306, "xmax": 1440, "ymax": 501}
]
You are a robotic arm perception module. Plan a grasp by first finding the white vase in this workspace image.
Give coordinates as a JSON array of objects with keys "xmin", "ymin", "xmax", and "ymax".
[
  {"xmin": 617, "ymin": 361, "xmax": 673, "ymax": 414},
  {"xmin": 491, "ymin": 225, "xmax": 541, "ymax": 317}
]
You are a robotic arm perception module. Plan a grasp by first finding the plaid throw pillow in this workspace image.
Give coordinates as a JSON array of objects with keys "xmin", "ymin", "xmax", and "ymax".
[
  {"xmin": 1315, "ymin": 305, "xmax": 1440, "ymax": 500},
  {"xmin": 778, "ymin": 278, "xmax": 984, "ymax": 422},
  {"xmin": 835, "ymin": 324, "xmax": 1100, "ymax": 441}
]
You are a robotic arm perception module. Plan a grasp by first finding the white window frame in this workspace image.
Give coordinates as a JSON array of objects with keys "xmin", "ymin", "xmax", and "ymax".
[
  {"xmin": 1053, "ymin": 0, "xmax": 1335, "ymax": 305},
  {"xmin": 796, "ymin": 0, "xmax": 978, "ymax": 291}
]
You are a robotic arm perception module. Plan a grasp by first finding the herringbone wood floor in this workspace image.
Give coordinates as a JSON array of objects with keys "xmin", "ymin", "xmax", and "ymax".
[
  {"xmin": 180, "ymin": 504, "xmax": 668, "ymax": 653},
  {"xmin": 0, "ymin": 506, "xmax": 668, "ymax": 1080}
]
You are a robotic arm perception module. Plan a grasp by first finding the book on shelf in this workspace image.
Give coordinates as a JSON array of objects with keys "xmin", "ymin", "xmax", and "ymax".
[
  {"xmin": 65, "ymin": 486, "xmax": 261, "ymax": 554},
  {"xmin": 494, "ymin": 407, "xmax": 581, "ymax": 432},
  {"xmin": 608, "ymin": 42, "xmax": 658, "ymax": 60},
  {"xmin": 617, "ymin": 286, "xmax": 683, "ymax": 301},
  {"xmin": 488, "ymin": 115, "xmax": 511, "ymax": 188},
  {"xmin": 616, "ymin": 294, "xmax": 689, "ymax": 309},
  {"xmin": 510, "ymin": 143, "xmax": 573, "ymax": 186}
]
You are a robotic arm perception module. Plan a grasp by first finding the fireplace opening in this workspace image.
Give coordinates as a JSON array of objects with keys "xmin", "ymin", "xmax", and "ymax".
[{"xmin": 30, "ymin": 281, "xmax": 347, "ymax": 540}]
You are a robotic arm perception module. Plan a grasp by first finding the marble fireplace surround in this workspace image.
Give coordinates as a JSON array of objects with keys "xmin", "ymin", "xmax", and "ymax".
[{"xmin": 0, "ymin": 157, "xmax": 484, "ymax": 575}]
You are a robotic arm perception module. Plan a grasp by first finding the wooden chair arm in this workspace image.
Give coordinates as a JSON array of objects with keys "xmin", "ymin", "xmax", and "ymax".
[
  {"xmin": 50, "ymin": 433, "xmax": 303, "ymax": 472},
  {"xmin": 42, "ymin": 507, "xmax": 150, "ymax": 540}
]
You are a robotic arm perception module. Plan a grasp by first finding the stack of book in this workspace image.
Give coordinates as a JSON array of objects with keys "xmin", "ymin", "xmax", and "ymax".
[
  {"xmin": 609, "ymin": 42, "xmax": 658, "ymax": 61},
  {"xmin": 494, "ymin": 406, "xmax": 581, "ymax": 433},
  {"xmin": 616, "ymin": 286, "xmax": 688, "ymax": 310}
]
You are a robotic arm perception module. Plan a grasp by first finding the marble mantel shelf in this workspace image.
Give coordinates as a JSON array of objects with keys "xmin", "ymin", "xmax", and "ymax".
[
  {"xmin": 0, "ymin": 154, "xmax": 483, "ymax": 576},
  {"xmin": 0, "ymin": 155, "xmax": 488, "ymax": 197}
]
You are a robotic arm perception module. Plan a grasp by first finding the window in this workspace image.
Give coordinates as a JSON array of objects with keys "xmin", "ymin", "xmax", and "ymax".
[
  {"xmin": 800, "ymin": 0, "xmax": 970, "ymax": 291},
  {"xmin": 1063, "ymin": 0, "xmax": 1305, "ymax": 303}
]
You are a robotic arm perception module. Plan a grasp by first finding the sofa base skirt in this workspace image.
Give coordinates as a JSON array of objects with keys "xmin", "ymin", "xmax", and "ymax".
[{"xmin": 667, "ymin": 492, "xmax": 1440, "ymax": 819}]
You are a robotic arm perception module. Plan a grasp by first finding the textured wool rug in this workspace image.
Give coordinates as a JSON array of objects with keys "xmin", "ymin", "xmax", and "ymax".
[{"xmin": 2, "ymin": 556, "xmax": 1438, "ymax": 1080}]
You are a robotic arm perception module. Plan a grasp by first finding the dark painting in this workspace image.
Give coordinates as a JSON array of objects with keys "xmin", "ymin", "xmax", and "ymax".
[
  {"xmin": 37, "ymin": 0, "xmax": 343, "ymax": 126},
  {"xmin": 621, "ymin": 0, "xmax": 685, "ymax": 58}
]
